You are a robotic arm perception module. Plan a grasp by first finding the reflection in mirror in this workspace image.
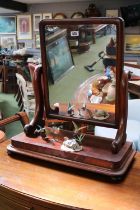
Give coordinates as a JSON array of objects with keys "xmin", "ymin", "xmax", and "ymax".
[{"xmin": 44, "ymin": 23, "xmax": 116, "ymax": 124}]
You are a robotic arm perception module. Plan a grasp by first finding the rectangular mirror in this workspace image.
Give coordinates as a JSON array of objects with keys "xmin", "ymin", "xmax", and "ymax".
[{"xmin": 39, "ymin": 18, "xmax": 124, "ymax": 129}]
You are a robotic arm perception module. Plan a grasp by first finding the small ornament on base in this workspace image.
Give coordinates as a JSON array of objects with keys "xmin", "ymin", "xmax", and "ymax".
[{"xmin": 61, "ymin": 137, "xmax": 83, "ymax": 152}]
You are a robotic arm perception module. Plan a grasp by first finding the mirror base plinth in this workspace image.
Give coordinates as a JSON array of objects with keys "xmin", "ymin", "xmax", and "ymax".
[{"xmin": 7, "ymin": 132, "xmax": 136, "ymax": 178}]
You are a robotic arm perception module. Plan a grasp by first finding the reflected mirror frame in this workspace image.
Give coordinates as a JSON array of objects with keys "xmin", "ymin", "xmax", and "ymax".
[{"xmin": 39, "ymin": 17, "xmax": 124, "ymax": 129}]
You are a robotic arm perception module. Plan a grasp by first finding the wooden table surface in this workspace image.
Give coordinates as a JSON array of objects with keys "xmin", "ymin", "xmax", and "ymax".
[{"xmin": 0, "ymin": 140, "xmax": 140, "ymax": 210}]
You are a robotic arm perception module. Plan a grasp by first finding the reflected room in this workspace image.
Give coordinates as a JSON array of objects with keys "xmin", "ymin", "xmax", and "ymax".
[{"xmin": 43, "ymin": 23, "xmax": 116, "ymax": 123}]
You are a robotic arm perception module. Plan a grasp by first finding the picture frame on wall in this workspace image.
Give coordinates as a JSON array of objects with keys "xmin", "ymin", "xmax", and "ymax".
[
  {"xmin": 106, "ymin": 9, "xmax": 119, "ymax": 17},
  {"xmin": 17, "ymin": 15, "xmax": 32, "ymax": 40},
  {"xmin": 0, "ymin": 35, "xmax": 16, "ymax": 49},
  {"xmin": 25, "ymin": 41, "xmax": 33, "ymax": 48},
  {"xmin": 33, "ymin": 14, "xmax": 42, "ymax": 31},
  {"xmin": 125, "ymin": 35, "xmax": 140, "ymax": 54},
  {"xmin": 46, "ymin": 30, "xmax": 74, "ymax": 83},
  {"xmin": 43, "ymin": 13, "xmax": 52, "ymax": 20},
  {"xmin": 17, "ymin": 42, "xmax": 25, "ymax": 49},
  {"xmin": 35, "ymin": 34, "xmax": 40, "ymax": 48},
  {"xmin": 0, "ymin": 16, "xmax": 16, "ymax": 34}
]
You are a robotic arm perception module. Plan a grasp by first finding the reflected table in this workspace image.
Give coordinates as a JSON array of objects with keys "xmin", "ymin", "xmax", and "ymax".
[
  {"xmin": 124, "ymin": 63, "xmax": 140, "ymax": 98},
  {"xmin": 72, "ymin": 74, "xmax": 115, "ymax": 122},
  {"xmin": 128, "ymin": 80, "xmax": 140, "ymax": 98},
  {"xmin": 73, "ymin": 74, "xmax": 114, "ymax": 105},
  {"xmin": 80, "ymin": 24, "xmax": 108, "ymax": 44}
]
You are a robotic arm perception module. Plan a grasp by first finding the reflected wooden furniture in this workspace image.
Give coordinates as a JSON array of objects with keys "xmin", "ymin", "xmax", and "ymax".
[
  {"xmin": 128, "ymin": 80, "xmax": 140, "ymax": 98},
  {"xmin": 0, "ymin": 140, "xmax": 140, "ymax": 210},
  {"xmin": 80, "ymin": 24, "xmax": 108, "ymax": 44},
  {"xmin": 73, "ymin": 74, "xmax": 114, "ymax": 104},
  {"xmin": 124, "ymin": 63, "xmax": 140, "ymax": 98},
  {"xmin": 69, "ymin": 24, "xmax": 108, "ymax": 53}
]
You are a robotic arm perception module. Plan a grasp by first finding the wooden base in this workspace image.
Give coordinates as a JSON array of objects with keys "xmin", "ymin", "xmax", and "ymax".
[{"xmin": 7, "ymin": 132, "xmax": 136, "ymax": 178}]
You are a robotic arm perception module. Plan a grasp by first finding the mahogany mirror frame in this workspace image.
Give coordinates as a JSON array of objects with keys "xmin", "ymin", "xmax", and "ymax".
[
  {"xmin": 39, "ymin": 17, "xmax": 124, "ymax": 129},
  {"xmin": 7, "ymin": 17, "xmax": 136, "ymax": 178}
]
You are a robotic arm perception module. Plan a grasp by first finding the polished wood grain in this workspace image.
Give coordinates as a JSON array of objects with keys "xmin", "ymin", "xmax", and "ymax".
[
  {"xmin": 9, "ymin": 130, "xmax": 135, "ymax": 176},
  {"xmin": 0, "ymin": 140, "xmax": 140, "ymax": 210},
  {"xmin": 38, "ymin": 18, "xmax": 128, "ymax": 154},
  {"xmin": 23, "ymin": 18, "xmax": 134, "ymax": 177}
]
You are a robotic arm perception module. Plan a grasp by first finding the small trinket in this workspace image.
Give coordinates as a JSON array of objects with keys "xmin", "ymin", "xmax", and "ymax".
[
  {"xmin": 93, "ymin": 109, "xmax": 109, "ymax": 120},
  {"xmin": 104, "ymin": 66, "xmax": 111, "ymax": 80},
  {"xmin": 61, "ymin": 138, "xmax": 82, "ymax": 152},
  {"xmin": 82, "ymin": 103, "xmax": 86, "ymax": 110},
  {"xmin": 87, "ymin": 84, "xmax": 92, "ymax": 98},
  {"xmin": 78, "ymin": 109, "xmax": 83, "ymax": 117},
  {"xmin": 67, "ymin": 102, "xmax": 74, "ymax": 115},
  {"xmin": 53, "ymin": 103, "xmax": 59, "ymax": 113}
]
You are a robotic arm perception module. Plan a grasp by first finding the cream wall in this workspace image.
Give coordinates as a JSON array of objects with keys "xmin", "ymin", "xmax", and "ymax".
[{"xmin": 28, "ymin": 0, "xmax": 140, "ymax": 17}]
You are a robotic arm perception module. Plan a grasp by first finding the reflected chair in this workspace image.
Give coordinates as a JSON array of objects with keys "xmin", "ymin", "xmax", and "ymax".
[{"xmin": 16, "ymin": 73, "xmax": 35, "ymax": 116}]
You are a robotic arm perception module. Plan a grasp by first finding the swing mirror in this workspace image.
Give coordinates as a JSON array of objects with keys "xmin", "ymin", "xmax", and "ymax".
[{"xmin": 39, "ymin": 18, "xmax": 124, "ymax": 128}]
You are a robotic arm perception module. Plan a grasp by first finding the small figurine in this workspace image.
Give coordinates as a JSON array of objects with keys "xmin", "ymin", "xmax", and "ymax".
[
  {"xmin": 106, "ymin": 79, "xmax": 116, "ymax": 103},
  {"xmin": 36, "ymin": 126, "xmax": 60, "ymax": 144},
  {"xmin": 104, "ymin": 66, "xmax": 111, "ymax": 80},
  {"xmin": 72, "ymin": 121, "xmax": 87, "ymax": 135},
  {"xmin": 93, "ymin": 109, "xmax": 109, "ymax": 120},
  {"xmin": 82, "ymin": 103, "xmax": 86, "ymax": 110},
  {"xmin": 61, "ymin": 138, "xmax": 83, "ymax": 152},
  {"xmin": 92, "ymin": 80, "xmax": 100, "ymax": 96},
  {"xmin": 67, "ymin": 102, "xmax": 74, "ymax": 115},
  {"xmin": 94, "ymin": 109, "xmax": 108, "ymax": 117},
  {"xmin": 53, "ymin": 103, "xmax": 59, "ymax": 113},
  {"xmin": 87, "ymin": 84, "xmax": 93, "ymax": 98},
  {"xmin": 50, "ymin": 103, "xmax": 59, "ymax": 114},
  {"xmin": 36, "ymin": 127, "xmax": 49, "ymax": 140},
  {"xmin": 110, "ymin": 66, "xmax": 116, "ymax": 80}
]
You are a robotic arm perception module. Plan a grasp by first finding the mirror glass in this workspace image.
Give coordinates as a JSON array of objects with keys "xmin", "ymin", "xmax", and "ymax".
[{"xmin": 40, "ymin": 19, "xmax": 121, "ymax": 127}]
